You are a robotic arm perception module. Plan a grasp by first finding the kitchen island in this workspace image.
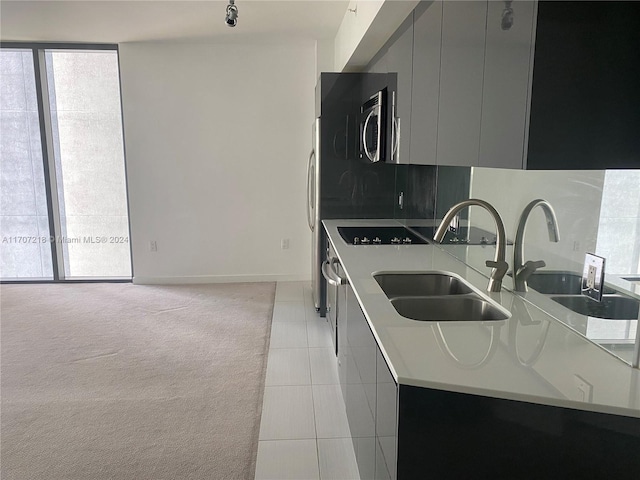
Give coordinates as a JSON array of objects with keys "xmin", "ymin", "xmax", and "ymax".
[{"xmin": 323, "ymin": 219, "xmax": 640, "ymax": 479}]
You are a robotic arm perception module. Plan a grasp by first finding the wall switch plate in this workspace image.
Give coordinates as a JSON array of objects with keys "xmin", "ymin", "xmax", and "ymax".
[
  {"xmin": 581, "ymin": 253, "xmax": 605, "ymax": 302},
  {"xmin": 573, "ymin": 374, "xmax": 593, "ymax": 402},
  {"xmin": 281, "ymin": 238, "xmax": 290, "ymax": 250},
  {"xmin": 149, "ymin": 240, "xmax": 158, "ymax": 252}
]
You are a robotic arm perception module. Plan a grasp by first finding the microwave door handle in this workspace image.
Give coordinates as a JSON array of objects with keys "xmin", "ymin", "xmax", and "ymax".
[
  {"xmin": 362, "ymin": 108, "xmax": 379, "ymax": 162},
  {"xmin": 306, "ymin": 150, "xmax": 315, "ymax": 231},
  {"xmin": 392, "ymin": 117, "xmax": 400, "ymax": 162}
]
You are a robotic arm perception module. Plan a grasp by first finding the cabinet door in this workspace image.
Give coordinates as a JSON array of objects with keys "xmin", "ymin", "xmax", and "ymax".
[
  {"xmin": 527, "ymin": 1, "xmax": 640, "ymax": 169},
  {"xmin": 346, "ymin": 284, "xmax": 377, "ymax": 480},
  {"xmin": 479, "ymin": 0, "xmax": 535, "ymax": 169},
  {"xmin": 437, "ymin": 0, "xmax": 487, "ymax": 167},
  {"xmin": 409, "ymin": 0, "xmax": 442, "ymax": 166},
  {"xmin": 385, "ymin": 13, "xmax": 414, "ymax": 165},
  {"xmin": 367, "ymin": 46, "xmax": 389, "ymax": 74},
  {"xmin": 375, "ymin": 346, "xmax": 398, "ymax": 480}
]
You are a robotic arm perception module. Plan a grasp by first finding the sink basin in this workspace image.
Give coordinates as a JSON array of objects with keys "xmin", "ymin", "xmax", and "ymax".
[
  {"xmin": 390, "ymin": 296, "xmax": 510, "ymax": 322},
  {"xmin": 374, "ymin": 272, "xmax": 509, "ymax": 322},
  {"xmin": 374, "ymin": 273, "xmax": 472, "ymax": 297},
  {"xmin": 550, "ymin": 295, "xmax": 640, "ymax": 320},
  {"xmin": 517, "ymin": 271, "xmax": 617, "ymax": 295}
]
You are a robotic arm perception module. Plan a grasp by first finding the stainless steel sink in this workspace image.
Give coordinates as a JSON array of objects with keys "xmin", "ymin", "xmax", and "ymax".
[
  {"xmin": 390, "ymin": 296, "xmax": 510, "ymax": 322},
  {"xmin": 374, "ymin": 273, "xmax": 473, "ymax": 297},
  {"xmin": 517, "ymin": 271, "xmax": 616, "ymax": 295},
  {"xmin": 374, "ymin": 272, "xmax": 509, "ymax": 322},
  {"xmin": 550, "ymin": 295, "xmax": 640, "ymax": 320}
]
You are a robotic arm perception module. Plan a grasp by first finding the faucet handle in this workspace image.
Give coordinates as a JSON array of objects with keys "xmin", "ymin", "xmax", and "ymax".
[
  {"xmin": 485, "ymin": 259, "xmax": 509, "ymax": 280},
  {"xmin": 517, "ymin": 260, "xmax": 546, "ymax": 279}
]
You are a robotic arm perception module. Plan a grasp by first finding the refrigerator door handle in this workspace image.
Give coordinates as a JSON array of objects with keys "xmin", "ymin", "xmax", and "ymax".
[
  {"xmin": 306, "ymin": 150, "xmax": 316, "ymax": 231},
  {"xmin": 362, "ymin": 107, "xmax": 380, "ymax": 162}
]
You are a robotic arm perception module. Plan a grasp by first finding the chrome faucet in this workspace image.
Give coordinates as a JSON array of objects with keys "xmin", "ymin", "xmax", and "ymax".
[
  {"xmin": 434, "ymin": 199, "xmax": 508, "ymax": 292},
  {"xmin": 513, "ymin": 199, "xmax": 560, "ymax": 292}
]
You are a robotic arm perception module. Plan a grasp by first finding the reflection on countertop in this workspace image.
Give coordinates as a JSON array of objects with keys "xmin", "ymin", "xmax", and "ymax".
[{"xmin": 323, "ymin": 218, "xmax": 640, "ymax": 419}]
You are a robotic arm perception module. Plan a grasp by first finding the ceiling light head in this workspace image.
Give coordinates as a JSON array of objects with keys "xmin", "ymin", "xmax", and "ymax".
[
  {"xmin": 225, "ymin": 0, "xmax": 238, "ymax": 27},
  {"xmin": 501, "ymin": 1, "xmax": 514, "ymax": 30}
]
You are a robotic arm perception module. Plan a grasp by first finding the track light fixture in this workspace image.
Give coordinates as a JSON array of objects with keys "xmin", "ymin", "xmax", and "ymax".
[
  {"xmin": 501, "ymin": 0, "xmax": 514, "ymax": 30},
  {"xmin": 225, "ymin": 0, "xmax": 238, "ymax": 27}
]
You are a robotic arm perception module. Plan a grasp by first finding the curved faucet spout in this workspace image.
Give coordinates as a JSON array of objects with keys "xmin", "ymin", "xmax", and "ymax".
[
  {"xmin": 434, "ymin": 199, "xmax": 508, "ymax": 292},
  {"xmin": 513, "ymin": 199, "xmax": 560, "ymax": 292}
]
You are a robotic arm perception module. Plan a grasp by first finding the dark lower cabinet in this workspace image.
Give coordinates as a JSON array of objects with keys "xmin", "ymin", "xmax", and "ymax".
[
  {"xmin": 375, "ymin": 347, "xmax": 398, "ymax": 480},
  {"xmin": 341, "ymin": 286, "xmax": 640, "ymax": 480},
  {"xmin": 345, "ymin": 285, "xmax": 377, "ymax": 479},
  {"xmin": 397, "ymin": 385, "xmax": 640, "ymax": 479}
]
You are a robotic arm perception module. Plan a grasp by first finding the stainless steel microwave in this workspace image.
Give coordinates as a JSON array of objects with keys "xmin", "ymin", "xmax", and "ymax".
[{"xmin": 359, "ymin": 89, "xmax": 387, "ymax": 163}]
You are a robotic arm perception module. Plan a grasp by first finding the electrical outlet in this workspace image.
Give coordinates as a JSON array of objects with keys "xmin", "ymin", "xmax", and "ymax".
[
  {"xmin": 149, "ymin": 240, "xmax": 157, "ymax": 252},
  {"xmin": 572, "ymin": 240, "xmax": 580, "ymax": 252},
  {"xmin": 573, "ymin": 374, "xmax": 593, "ymax": 402},
  {"xmin": 281, "ymin": 238, "xmax": 290, "ymax": 250}
]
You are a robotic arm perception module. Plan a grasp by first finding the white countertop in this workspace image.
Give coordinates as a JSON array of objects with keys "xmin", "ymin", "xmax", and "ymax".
[{"xmin": 324, "ymin": 219, "xmax": 640, "ymax": 418}]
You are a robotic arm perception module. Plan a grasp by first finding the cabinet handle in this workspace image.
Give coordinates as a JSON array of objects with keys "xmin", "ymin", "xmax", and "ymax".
[{"xmin": 322, "ymin": 257, "xmax": 346, "ymax": 286}]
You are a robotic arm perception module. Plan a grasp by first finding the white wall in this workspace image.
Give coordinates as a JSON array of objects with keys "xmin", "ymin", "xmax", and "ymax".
[
  {"xmin": 333, "ymin": 0, "xmax": 419, "ymax": 71},
  {"xmin": 118, "ymin": 41, "xmax": 316, "ymax": 284}
]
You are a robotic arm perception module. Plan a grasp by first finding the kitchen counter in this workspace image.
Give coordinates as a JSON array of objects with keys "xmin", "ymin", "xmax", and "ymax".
[{"xmin": 323, "ymin": 219, "xmax": 640, "ymax": 418}]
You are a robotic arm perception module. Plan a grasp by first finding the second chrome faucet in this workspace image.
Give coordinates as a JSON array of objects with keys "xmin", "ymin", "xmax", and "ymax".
[{"xmin": 513, "ymin": 199, "xmax": 560, "ymax": 292}]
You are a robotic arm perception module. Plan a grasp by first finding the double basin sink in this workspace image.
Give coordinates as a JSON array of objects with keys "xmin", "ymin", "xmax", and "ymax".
[
  {"xmin": 351, "ymin": 227, "xmax": 638, "ymax": 322},
  {"xmin": 375, "ymin": 271, "xmax": 639, "ymax": 323},
  {"xmin": 374, "ymin": 273, "xmax": 510, "ymax": 322},
  {"xmin": 524, "ymin": 271, "xmax": 640, "ymax": 320}
]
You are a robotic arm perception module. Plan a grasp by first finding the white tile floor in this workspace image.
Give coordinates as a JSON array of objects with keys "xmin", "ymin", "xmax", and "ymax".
[{"xmin": 255, "ymin": 282, "xmax": 360, "ymax": 480}]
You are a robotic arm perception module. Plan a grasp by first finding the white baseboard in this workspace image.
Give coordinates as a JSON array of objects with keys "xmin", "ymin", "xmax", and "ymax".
[{"xmin": 132, "ymin": 274, "xmax": 310, "ymax": 285}]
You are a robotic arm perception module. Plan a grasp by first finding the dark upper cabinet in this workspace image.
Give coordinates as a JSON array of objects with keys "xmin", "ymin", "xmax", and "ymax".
[{"xmin": 527, "ymin": 1, "xmax": 640, "ymax": 169}]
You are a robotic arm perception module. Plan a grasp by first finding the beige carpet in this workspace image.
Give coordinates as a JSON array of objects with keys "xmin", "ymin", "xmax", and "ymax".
[{"xmin": 0, "ymin": 282, "xmax": 275, "ymax": 480}]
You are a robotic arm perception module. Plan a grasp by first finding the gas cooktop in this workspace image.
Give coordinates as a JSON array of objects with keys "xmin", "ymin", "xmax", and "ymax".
[
  {"xmin": 337, "ymin": 227, "xmax": 428, "ymax": 245},
  {"xmin": 337, "ymin": 225, "xmax": 513, "ymax": 246}
]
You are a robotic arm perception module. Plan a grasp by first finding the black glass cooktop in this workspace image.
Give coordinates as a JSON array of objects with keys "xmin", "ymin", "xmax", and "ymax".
[
  {"xmin": 337, "ymin": 225, "xmax": 513, "ymax": 246},
  {"xmin": 337, "ymin": 227, "xmax": 428, "ymax": 245}
]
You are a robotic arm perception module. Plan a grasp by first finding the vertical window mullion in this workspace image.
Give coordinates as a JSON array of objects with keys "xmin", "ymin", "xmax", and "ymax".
[{"xmin": 32, "ymin": 48, "xmax": 64, "ymax": 280}]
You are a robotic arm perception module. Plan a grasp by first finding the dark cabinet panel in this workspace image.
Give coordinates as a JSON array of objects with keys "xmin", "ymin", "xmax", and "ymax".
[
  {"xmin": 397, "ymin": 385, "xmax": 640, "ymax": 479},
  {"xmin": 375, "ymin": 346, "xmax": 398, "ymax": 480},
  {"xmin": 527, "ymin": 1, "xmax": 640, "ymax": 169},
  {"xmin": 345, "ymin": 284, "xmax": 377, "ymax": 479}
]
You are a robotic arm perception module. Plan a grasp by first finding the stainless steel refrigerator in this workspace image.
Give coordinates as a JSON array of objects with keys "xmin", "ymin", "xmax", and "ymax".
[{"xmin": 307, "ymin": 73, "xmax": 399, "ymax": 316}]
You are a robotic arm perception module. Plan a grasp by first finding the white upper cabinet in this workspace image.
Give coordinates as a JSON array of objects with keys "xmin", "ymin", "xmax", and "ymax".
[
  {"xmin": 385, "ymin": 13, "xmax": 414, "ymax": 165},
  {"xmin": 436, "ymin": 0, "xmax": 488, "ymax": 167},
  {"xmin": 410, "ymin": 0, "xmax": 442, "ymax": 166},
  {"xmin": 479, "ymin": 0, "xmax": 536, "ymax": 169}
]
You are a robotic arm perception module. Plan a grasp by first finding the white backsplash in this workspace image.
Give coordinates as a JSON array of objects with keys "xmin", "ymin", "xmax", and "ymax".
[{"xmin": 468, "ymin": 168, "xmax": 640, "ymax": 277}]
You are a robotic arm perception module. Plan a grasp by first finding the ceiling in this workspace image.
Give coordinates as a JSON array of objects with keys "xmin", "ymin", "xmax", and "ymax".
[{"xmin": 0, "ymin": 0, "xmax": 350, "ymax": 44}]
